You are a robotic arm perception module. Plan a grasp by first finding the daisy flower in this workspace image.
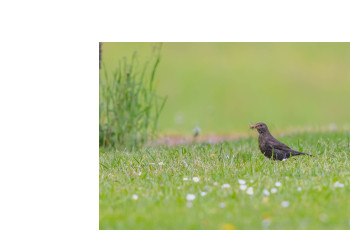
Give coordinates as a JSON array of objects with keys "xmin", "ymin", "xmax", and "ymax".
[
  {"xmin": 200, "ymin": 192, "xmax": 207, "ymax": 197},
  {"xmin": 281, "ymin": 201, "xmax": 290, "ymax": 207},
  {"xmin": 271, "ymin": 188, "xmax": 277, "ymax": 193},
  {"xmin": 275, "ymin": 182, "xmax": 282, "ymax": 187},
  {"xmin": 246, "ymin": 187, "xmax": 254, "ymax": 195},
  {"xmin": 240, "ymin": 185, "xmax": 247, "ymax": 191},
  {"xmin": 222, "ymin": 183, "xmax": 231, "ymax": 188},
  {"xmin": 238, "ymin": 179, "xmax": 246, "ymax": 185},
  {"xmin": 131, "ymin": 194, "xmax": 138, "ymax": 200},
  {"xmin": 297, "ymin": 187, "xmax": 302, "ymax": 191},
  {"xmin": 138, "ymin": 172, "xmax": 142, "ymax": 176},
  {"xmin": 158, "ymin": 162, "xmax": 164, "ymax": 166},
  {"xmin": 186, "ymin": 194, "xmax": 196, "ymax": 201},
  {"xmin": 263, "ymin": 189, "xmax": 270, "ymax": 196},
  {"xmin": 193, "ymin": 177, "xmax": 200, "ymax": 182},
  {"xmin": 334, "ymin": 181, "xmax": 344, "ymax": 188}
]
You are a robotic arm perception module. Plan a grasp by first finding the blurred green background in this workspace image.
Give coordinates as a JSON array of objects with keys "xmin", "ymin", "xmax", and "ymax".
[{"xmin": 101, "ymin": 42, "xmax": 350, "ymax": 135}]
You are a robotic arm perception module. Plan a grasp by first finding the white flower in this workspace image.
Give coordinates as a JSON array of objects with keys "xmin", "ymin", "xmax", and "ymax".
[
  {"xmin": 297, "ymin": 187, "xmax": 302, "ymax": 191},
  {"xmin": 218, "ymin": 202, "xmax": 226, "ymax": 208},
  {"xmin": 138, "ymin": 172, "xmax": 142, "ymax": 176},
  {"xmin": 222, "ymin": 183, "xmax": 231, "ymax": 188},
  {"xmin": 246, "ymin": 187, "xmax": 254, "ymax": 195},
  {"xmin": 271, "ymin": 188, "xmax": 277, "ymax": 193},
  {"xmin": 238, "ymin": 179, "xmax": 246, "ymax": 185},
  {"xmin": 262, "ymin": 218, "xmax": 271, "ymax": 227},
  {"xmin": 158, "ymin": 162, "xmax": 164, "ymax": 166},
  {"xmin": 240, "ymin": 185, "xmax": 247, "ymax": 191},
  {"xmin": 132, "ymin": 194, "xmax": 138, "ymax": 200},
  {"xmin": 263, "ymin": 189, "xmax": 270, "ymax": 196},
  {"xmin": 275, "ymin": 182, "xmax": 282, "ymax": 187},
  {"xmin": 250, "ymin": 180, "xmax": 254, "ymax": 183},
  {"xmin": 186, "ymin": 202, "xmax": 193, "ymax": 208},
  {"xmin": 193, "ymin": 177, "xmax": 200, "ymax": 182},
  {"xmin": 281, "ymin": 201, "xmax": 290, "ymax": 207},
  {"xmin": 200, "ymin": 192, "xmax": 207, "ymax": 197},
  {"xmin": 334, "ymin": 181, "xmax": 344, "ymax": 188},
  {"xmin": 186, "ymin": 194, "xmax": 196, "ymax": 201},
  {"xmin": 183, "ymin": 177, "xmax": 188, "ymax": 181},
  {"xmin": 213, "ymin": 182, "xmax": 218, "ymax": 186}
]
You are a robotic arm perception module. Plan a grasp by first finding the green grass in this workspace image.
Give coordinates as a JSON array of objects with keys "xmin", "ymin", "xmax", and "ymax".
[
  {"xmin": 99, "ymin": 131, "xmax": 350, "ymax": 229},
  {"xmin": 99, "ymin": 45, "xmax": 166, "ymax": 149},
  {"xmin": 101, "ymin": 42, "xmax": 350, "ymax": 135}
]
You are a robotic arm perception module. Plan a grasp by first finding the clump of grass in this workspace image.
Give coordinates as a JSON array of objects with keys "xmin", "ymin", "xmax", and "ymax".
[{"xmin": 99, "ymin": 45, "xmax": 167, "ymax": 150}]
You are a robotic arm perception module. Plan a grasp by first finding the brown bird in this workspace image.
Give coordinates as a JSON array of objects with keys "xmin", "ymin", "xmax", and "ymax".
[{"xmin": 250, "ymin": 122, "xmax": 313, "ymax": 160}]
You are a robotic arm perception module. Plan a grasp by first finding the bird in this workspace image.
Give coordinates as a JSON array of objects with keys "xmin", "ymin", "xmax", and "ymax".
[{"xmin": 250, "ymin": 122, "xmax": 313, "ymax": 160}]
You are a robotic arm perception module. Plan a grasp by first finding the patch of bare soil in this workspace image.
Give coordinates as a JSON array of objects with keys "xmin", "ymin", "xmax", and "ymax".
[{"xmin": 152, "ymin": 133, "xmax": 251, "ymax": 146}]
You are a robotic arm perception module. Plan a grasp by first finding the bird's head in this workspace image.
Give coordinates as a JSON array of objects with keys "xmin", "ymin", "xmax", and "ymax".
[{"xmin": 250, "ymin": 122, "xmax": 270, "ymax": 134}]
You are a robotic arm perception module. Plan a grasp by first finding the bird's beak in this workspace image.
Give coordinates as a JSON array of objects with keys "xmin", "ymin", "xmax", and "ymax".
[{"xmin": 250, "ymin": 124, "xmax": 257, "ymax": 129}]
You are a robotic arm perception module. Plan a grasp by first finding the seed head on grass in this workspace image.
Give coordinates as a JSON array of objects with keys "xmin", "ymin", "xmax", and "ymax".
[
  {"xmin": 193, "ymin": 126, "xmax": 201, "ymax": 137},
  {"xmin": 210, "ymin": 153, "xmax": 217, "ymax": 158}
]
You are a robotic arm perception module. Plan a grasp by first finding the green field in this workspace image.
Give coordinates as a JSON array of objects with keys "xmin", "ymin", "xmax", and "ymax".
[
  {"xmin": 101, "ymin": 42, "xmax": 350, "ymax": 135},
  {"xmin": 99, "ymin": 131, "xmax": 350, "ymax": 229}
]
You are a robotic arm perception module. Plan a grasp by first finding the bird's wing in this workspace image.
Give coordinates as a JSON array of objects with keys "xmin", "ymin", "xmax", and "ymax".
[{"xmin": 267, "ymin": 137, "xmax": 292, "ymax": 152}]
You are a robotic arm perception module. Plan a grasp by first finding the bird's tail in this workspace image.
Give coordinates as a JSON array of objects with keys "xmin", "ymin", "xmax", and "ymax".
[{"xmin": 293, "ymin": 151, "xmax": 314, "ymax": 157}]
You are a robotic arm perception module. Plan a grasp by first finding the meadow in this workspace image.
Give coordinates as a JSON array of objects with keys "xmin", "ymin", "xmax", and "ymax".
[
  {"xmin": 99, "ymin": 131, "xmax": 350, "ymax": 229},
  {"xmin": 99, "ymin": 43, "xmax": 350, "ymax": 229}
]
